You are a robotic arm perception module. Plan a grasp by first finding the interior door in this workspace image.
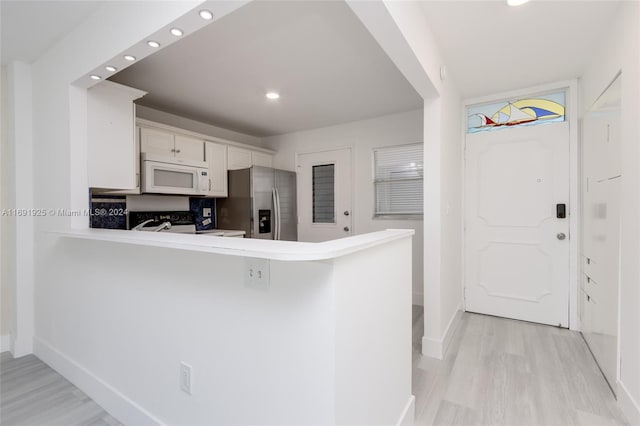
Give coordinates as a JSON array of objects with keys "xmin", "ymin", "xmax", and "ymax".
[
  {"xmin": 464, "ymin": 122, "xmax": 570, "ymax": 327},
  {"xmin": 296, "ymin": 148, "xmax": 352, "ymax": 242}
]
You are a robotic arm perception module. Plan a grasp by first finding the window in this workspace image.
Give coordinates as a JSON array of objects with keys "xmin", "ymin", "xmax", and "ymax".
[
  {"xmin": 312, "ymin": 164, "xmax": 335, "ymax": 223},
  {"xmin": 373, "ymin": 144, "xmax": 423, "ymax": 217},
  {"xmin": 467, "ymin": 91, "xmax": 566, "ymax": 134}
]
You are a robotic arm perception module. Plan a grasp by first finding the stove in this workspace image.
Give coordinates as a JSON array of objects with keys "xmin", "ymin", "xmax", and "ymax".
[{"xmin": 128, "ymin": 211, "xmax": 197, "ymax": 234}]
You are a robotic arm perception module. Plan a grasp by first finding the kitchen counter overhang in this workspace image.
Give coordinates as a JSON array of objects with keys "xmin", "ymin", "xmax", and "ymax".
[{"xmin": 53, "ymin": 228, "xmax": 414, "ymax": 261}]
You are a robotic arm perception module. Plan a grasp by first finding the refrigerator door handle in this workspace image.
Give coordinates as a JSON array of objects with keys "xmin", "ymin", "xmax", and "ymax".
[
  {"xmin": 272, "ymin": 188, "xmax": 280, "ymax": 240},
  {"xmin": 275, "ymin": 187, "xmax": 282, "ymax": 240}
]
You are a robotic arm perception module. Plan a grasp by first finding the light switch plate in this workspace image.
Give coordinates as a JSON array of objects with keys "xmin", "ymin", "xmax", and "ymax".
[{"xmin": 245, "ymin": 258, "xmax": 270, "ymax": 289}]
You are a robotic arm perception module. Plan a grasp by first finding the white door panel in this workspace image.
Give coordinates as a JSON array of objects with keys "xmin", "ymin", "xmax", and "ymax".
[
  {"xmin": 297, "ymin": 149, "xmax": 352, "ymax": 242},
  {"xmin": 465, "ymin": 122, "xmax": 570, "ymax": 327}
]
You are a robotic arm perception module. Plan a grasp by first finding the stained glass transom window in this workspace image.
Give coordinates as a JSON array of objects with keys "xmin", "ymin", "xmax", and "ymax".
[{"xmin": 467, "ymin": 91, "xmax": 566, "ymax": 134}]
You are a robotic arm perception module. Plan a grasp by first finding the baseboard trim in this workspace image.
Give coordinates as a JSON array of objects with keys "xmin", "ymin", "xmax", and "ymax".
[
  {"xmin": 618, "ymin": 380, "xmax": 640, "ymax": 426},
  {"xmin": 422, "ymin": 306, "xmax": 462, "ymax": 360},
  {"xmin": 33, "ymin": 337, "xmax": 164, "ymax": 426},
  {"xmin": 396, "ymin": 395, "xmax": 415, "ymax": 426},
  {"xmin": 0, "ymin": 334, "xmax": 10, "ymax": 353},
  {"xmin": 412, "ymin": 293, "xmax": 424, "ymax": 306}
]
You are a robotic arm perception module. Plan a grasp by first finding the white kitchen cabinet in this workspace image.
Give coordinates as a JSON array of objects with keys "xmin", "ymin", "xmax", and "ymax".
[
  {"xmin": 228, "ymin": 146, "xmax": 274, "ymax": 169},
  {"xmin": 93, "ymin": 127, "xmax": 142, "ymax": 195},
  {"xmin": 252, "ymin": 151, "xmax": 274, "ymax": 168},
  {"xmin": 228, "ymin": 146, "xmax": 252, "ymax": 170},
  {"xmin": 175, "ymin": 134, "xmax": 205, "ymax": 161},
  {"xmin": 140, "ymin": 127, "xmax": 204, "ymax": 161},
  {"xmin": 139, "ymin": 127, "xmax": 174, "ymax": 156},
  {"xmin": 205, "ymin": 141, "xmax": 228, "ymax": 197},
  {"xmin": 87, "ymin": 81, "xmax": 146, "ymax": 189}
]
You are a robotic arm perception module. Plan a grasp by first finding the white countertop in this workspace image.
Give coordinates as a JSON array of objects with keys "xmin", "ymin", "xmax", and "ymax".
[
  {"xmin": 196, "ymin": 229, "xmax": 246, "ymax": 237},
  {"xmin": 53, "ymin": 228, "xmax": 414, "ymax": 261}
]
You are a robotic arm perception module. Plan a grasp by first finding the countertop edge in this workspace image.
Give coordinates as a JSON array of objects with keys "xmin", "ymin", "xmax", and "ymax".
[{"xmin": 50, "ymin": 228, "xmax": 415, "ymax": 261}]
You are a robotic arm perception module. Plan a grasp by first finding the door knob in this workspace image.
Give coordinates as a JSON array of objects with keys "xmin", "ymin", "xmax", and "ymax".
[
  {"xmin": 344, "ymin": 211, "xmax": 350, "ymax": 216},
  {"xmin": 344, "ymin": 226, "xmax": 350, "ymax": 232},
  {"xmin": 557, "ymin": 233, "xmax": 566, "ymax": 240}
]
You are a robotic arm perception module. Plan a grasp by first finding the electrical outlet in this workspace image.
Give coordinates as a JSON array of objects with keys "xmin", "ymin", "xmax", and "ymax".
[
  {"xmin": 203, "ymin": 208, "xmax": 211, "ymax": 218},
  {"xmin": 180, "ymin": 362, "xmax": 192, "ymax": 395},
  {"xmin": 245, "ymin": 258, "xmax": 270, "ymax": 289}
]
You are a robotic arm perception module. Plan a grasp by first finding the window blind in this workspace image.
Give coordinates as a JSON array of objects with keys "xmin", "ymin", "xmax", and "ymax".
[
  {"xmin": 373, "ymin": 144, "xmax": 423, "ymax": 216},
  {"xmin": 312, "ymin": 164, "xmax": 335, "ymax": 223}
]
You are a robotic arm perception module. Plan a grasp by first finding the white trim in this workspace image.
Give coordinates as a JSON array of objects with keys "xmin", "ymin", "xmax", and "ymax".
[
  {"xmin": 567, "ymin": 79, "xmax": 580, "ymax": 331},
  {"xmin": 34, "ymin": 337, "xmax": 164, "ymax": 426},
  {"xmin": 0, "ymin": 334, "xmax": 10, "ymax": 352},
  {"xmin": 396, "ymin": 395, "xmax": 415, "ymax": 426},
  {"xmin": 421, "ymin": 306, "xmax": 462, "ymax": 359},
  {"xmin": 412, "ymin": 293, "xmax": 424, "ymax": 306},
  {"xmin": 618, "ymin": 380, "xmax": 640, "ymax": 426},
  {"xmin": 462, "ymin": 80, "xmax": 580, "ymax": 330}
]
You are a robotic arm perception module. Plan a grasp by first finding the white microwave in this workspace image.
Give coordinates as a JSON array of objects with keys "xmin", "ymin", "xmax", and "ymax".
[{"xmin": 141, "ymin": 153, "xmax": 209, "ymax": 195}]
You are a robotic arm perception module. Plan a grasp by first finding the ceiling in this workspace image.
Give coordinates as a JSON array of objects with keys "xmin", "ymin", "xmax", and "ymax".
[
  {"xmin": 421, "ymin": 1, "xmax": 621, "ymax": 99},
  {"xmin": 1, "ymin": 1, "xmax": 103, "ymax": 65},
  {"xmin": 1, "ymin": 1, "xmax": 623, "ymax": 134},
  {"xmin": 109, "ymin": 1, "xmax": 423, "ymax": 137}
]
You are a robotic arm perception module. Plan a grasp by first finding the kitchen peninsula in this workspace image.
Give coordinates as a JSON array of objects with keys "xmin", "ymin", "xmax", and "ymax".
[{"xmin": 40, "ymin": 229, "xmax": 415, "ymax": 425}]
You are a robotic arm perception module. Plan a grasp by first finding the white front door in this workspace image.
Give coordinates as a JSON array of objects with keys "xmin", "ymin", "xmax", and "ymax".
[
  {"xmin": 464, "ymin": 122, "xmax": 570, "ymax": 327},
  {"xmin": 296, "ymin": 148, "xmax": 352, "ymax": 242}
]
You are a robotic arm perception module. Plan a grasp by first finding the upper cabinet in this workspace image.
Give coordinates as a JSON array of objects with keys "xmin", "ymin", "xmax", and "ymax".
[
  {"xmin": 228, "ymin": 146, "xmax": 273, "ymax": 170},
  {"xmin": 135, "ymin": 119, "xmax": 275, "ymax": 197},
  {"xmin": 140, "ymin": 127, "xmax": 204, "ymax": 161},
  {"xmin": 87, "ymin": 81, "xmax": 146, "ymax": 189},
  {"xmin": 205, "ymin": 142, "xmax": 228, "ymax": 197},
  {"xmin": 252, "ymin": 151, "xmax": 274, "ymax": 168},
  {"xmin": 228, "ymin": 146, "xmax": 252, "ymax": 170}
]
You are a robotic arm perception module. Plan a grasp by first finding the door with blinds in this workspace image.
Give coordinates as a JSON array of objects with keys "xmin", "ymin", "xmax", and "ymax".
[{"xmin": 296, "ymin": 148, "xmax": 352, "ymax": 242}]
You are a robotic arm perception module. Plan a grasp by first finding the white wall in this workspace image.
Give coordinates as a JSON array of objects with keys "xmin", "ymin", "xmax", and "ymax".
[
  {"xmin": 37, "ymin": 239, "xmax": 337, "ymax": 425},
  {"xmin": 579, "ymin": 2, "xmax": 640, "ymax": 424},
  {"xmin": 4, "ymin": 0, "xmax": 210, "ymax": 356},
  {"xmin": 4, "ymin": 61, "xmax": 35, "ymax": 357},
  {"xmin": 136, "ymin": 105, "xmax": 264, "ymax": 148},
  {"xmin": 375, "ymin": 1, "xmax": 463, "ymax": 358},
  {"xmin": 437, "ymin": 79, "xmax": 463, "ymax": 343},
  {"xmin": 0, "ymin": 66, "xmax": 11, "ymax": 346},
  {"xmin": 34, "ymin": 233, "xmax": 413, "ymax": 425},
  {"xmin": 263, "ymin": 109, "xmax": 425, "ymax": 303}
]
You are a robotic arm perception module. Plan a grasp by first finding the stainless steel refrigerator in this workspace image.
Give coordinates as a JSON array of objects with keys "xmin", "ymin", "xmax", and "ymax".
[{"xmin": 216, "ymin": 166, "xmax": 297, "ymax": 241}]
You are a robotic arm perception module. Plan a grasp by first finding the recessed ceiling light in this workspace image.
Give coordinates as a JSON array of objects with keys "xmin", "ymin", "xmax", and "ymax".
[
  {"xmin": 123, "ymin": 55, "xmax": 136, "ymax": 61},
  {"xmin": 266, "ymin": 92, "xmax": 280, "ymax": 100},
  {"xmin": 90, "ymin": 75, "xmax": 101, "ymax": 80},
  {"xmin": 147, "ymin": 40, "xmax": 160, "ymax": 48},
  {"xmin": 199, "ymin": 10, "xmax": 213, "ymax": 20},
  {"xmin": 507, "ymin": 0, "xmax": 529, "ymax": 6},
  {"xmin": 105, "ymin": 65, "xmax": 117, "ymax": 72},
  {"xmin": 170, "ymin": 28, "xmax": 183, "ymax": 37}
]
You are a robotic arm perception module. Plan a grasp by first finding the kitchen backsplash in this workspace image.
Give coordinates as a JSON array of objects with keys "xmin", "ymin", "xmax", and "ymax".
[
  {"xmin": 90, "ymin": 194, "xmax": 127, "ymax": 229},
  {"xmin": 189, "ymin": 197, "xmax": 216, "ymax": 231},
  {"xmin": 90, "ymin": 192, "xmax": 216, "ymax": 230}
]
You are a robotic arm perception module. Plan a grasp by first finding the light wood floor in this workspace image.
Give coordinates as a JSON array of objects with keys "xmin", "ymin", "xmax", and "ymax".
[
  {"xmin": 412, "ymin": 306, "xmax": 629, "ymax": 426},
  {"xmin": 0, "ymin": 352, "xmax": 122, "ymax": 426},
  {"xmin": 0, "ymin": 309, "xmax": 629, "ymax": 426}
]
